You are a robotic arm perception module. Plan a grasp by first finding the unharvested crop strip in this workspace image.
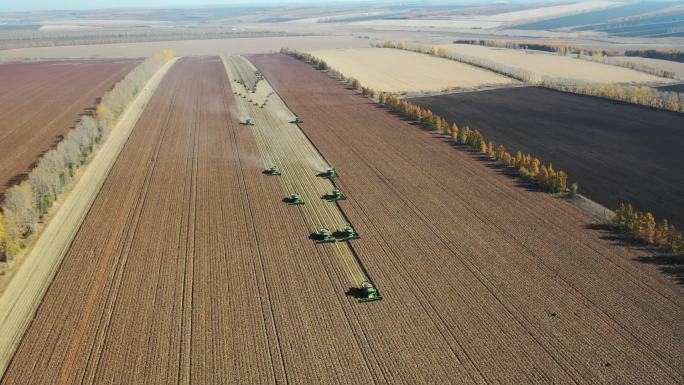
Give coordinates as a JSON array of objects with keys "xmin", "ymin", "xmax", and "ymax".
[{"xmin": 222, "ymin": 55, "xmax": 370, "ymax": 289}]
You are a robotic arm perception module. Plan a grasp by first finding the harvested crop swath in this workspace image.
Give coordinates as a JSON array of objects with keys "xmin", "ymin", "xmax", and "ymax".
[
  {"xmin": 250, "ymin": 53, "xmax": 684, "ymax": 384},
  {"xmin": 0, "ymin": 59, "xmax": 139, "ymax": 197},
  {"xmin": 223, "ymin": 55, "xmax": 370, "ymax": 289}
]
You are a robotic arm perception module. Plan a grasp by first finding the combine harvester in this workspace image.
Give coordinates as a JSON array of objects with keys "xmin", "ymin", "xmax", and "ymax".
[
  {"xmin": 224, "ymin": 55, "xmax": 382, "ymax": 303},
  {"xmin": 240, "ymin": 118, "xmax": 255, "ymax": 126}
]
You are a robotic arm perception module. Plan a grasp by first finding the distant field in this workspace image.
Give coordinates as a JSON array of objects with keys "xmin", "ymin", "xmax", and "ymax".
[
  {"xmin": 309, "ymin": 48, "xmax": 517, "ymax": 93},
  {"xmin": 349, "ymin": 1, "xmax": 619, "ymax": 29},
  {"xmin": 0, "ymin": 59, "xmax": 139, "ymax": 197},
  {"xmin": 0, "ymin": 35, "xmax": 368, "ymax": 61},
  {"xmin": 514, "ymin": 2, "xmax": 674, "ymax": 30},
  {"xmin": 410, "ymin": 87, "xmax": 684, "ymax": 228},
  {"xmin": 439, "ymin": 44, "xmax": 674, "ymax": 83},
  {"xmin": 616, "ymin": 56, "xmax": 684, "ymax": 79}
]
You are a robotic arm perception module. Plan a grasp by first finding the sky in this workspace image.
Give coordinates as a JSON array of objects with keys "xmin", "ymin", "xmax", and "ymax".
[{"xmin": 0, "ymin": 0, "xmax": 349, "ymax": 12}]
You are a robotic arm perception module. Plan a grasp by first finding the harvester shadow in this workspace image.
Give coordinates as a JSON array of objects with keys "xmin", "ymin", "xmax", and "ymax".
[
  {"xmin": 345, "ymin": 287, "xmax": 366, "ymax": 299},
  {"xmin": 634, "ymin": 255, "xmax": 684, "ymax": 286}
]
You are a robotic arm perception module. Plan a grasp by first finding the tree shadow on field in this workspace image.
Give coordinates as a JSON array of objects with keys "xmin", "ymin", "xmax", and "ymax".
[{"xmin": 585, "ymin": 223, "xmax": 684, "ymax": 287}]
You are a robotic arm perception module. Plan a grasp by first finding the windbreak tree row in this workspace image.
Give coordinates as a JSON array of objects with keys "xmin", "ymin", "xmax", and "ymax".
[
  {"xmin": 376, "ymin": 40, "xmax": 683, "ymax": 112},
  {"xmin": 0, "ymin": 50, "xmax": 174, "ymax": 261}
]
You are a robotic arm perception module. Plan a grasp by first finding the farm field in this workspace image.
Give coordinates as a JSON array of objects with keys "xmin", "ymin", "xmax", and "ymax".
[
  {"xmin": 252, "ymin": 53, "xmax": 684, "ymax": 384},
  {"xmin": 409, "ymin": 87, "xmax": 684, "ymax": 229},
  {"xmin": 0, "ymin": 35, "xmax": 367, "ymax": 62},
  {"xmin": 0, "ymin": 59, "xmax": 139, "ymax": 196},
  {"xmin": 309, "ymin": 48, "xmax": 517, "ymax": 93},
  {"xmin": 3, "ymin": 56, "xmax": 389, "ymax": 384},
  {"xmin": 438, "ymin": 44, "xmax": 675, "ymax": 83},
  {"xmin": 615, "ymin": 56, "xmax": 684, "ymax": 79}
]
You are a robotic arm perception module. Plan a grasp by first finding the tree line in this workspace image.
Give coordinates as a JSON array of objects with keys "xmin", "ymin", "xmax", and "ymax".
[
  {"xmin": 380, "ymin": 93, "xmax": 569, "ymax": 193},
  {"xmin": 614, "ymin": 204, "xmax": 684, "ymax": 257},
  {"xmin": 540, "ymin": 77, "xmax": 683, "ymax": 112},
  {"xmin": 282, "ymin": 47, "xmax": 683, "ymax": 259},
  {"xmin": 0, "ymin": 50, "xmax": 174, "ymax": 261},
  {"xmin": 373, "ymin": 40, "xmax": 533, "ymax": 82},
  {"xmin": 625, "ymin": 49, "xmax": 684, "ymax": 63}
]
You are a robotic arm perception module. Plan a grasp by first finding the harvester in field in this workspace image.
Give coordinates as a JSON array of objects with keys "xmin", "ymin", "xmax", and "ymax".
[
  {"xmin": 318, "ymin": 167, "xmax": 338, "ymax": 179},
  {"xmin": 240, "ymin": 118, "xmax": 255, "ymax": 126},
  {"xmin": 334, "ymin": 225, "xmax": 359, "ymax": 241},
  {"xmin": 264, "ymin": 165, "xmax": 281, "ymax": 176},
  {"xmin": 357, "ymin": 281, "xmax": 382, "ymax": 302},
  {"xmin": 289, "ymin": 116, "xmax": 303, "ymax": 124},
  {"xmin": 324, "ymin": 188, "xmax": 346, "ymax": 202},
  {"xmin": 313, "ymin": 228, "xmax": 336, "ymax": 243},
  {"xmin": 286, "ymin": 193, "xmax": 304, "ymax": 205}
]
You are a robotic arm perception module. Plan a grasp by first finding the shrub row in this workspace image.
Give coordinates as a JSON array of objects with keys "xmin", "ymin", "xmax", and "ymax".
[
  {"xmin": 0, "ymin": 50, "xmax": 174, "ymax": 261},
  {"xmin": 613, "ymin": 204, "xmax": 684, "ymax": 256},
  {"xmin": 540, "ymin": 77, "xmax": 683, "ymax": 112}
]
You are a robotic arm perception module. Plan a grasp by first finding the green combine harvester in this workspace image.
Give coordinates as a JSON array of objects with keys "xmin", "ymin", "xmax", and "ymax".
[
  {"xmin": 335, "ymin": 225, "xmax": 359, "ymax": 241},
  {"xmin": 319, "ymin": 167, "xmax": 338, "ymax": 179},
  {"xmin": 264, "ymin": 165, "xmax": 281, "ymax": 176},
  {"xmin": 286, "ymin": 193, "xmax": 304, "ymax": 205},
  {"xmin": 289, "ymin": 116, "xmax": 303, "ymax": 124},
  {"xmin": 324, "ymin": 188, "xmax": 346, "ymax": 202},
  {"xmin": 358, "ymin": 281, "xmax": 382, "ymax": 303},
  {"xmin": 241, "ymin": 118, "xmax": 255, "ymax": 126},
  {"xmin": 313, "ymin": 228, "xmax": 336, "ymax": 243}
]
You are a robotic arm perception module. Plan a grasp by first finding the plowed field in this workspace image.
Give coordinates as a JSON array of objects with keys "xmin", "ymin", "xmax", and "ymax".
[
  {"xmin": 0, "ymin": 59, "xmax": 139, "ymax": 197},
  {"xmin": 250, "ymin": 53, "xmax": 684, "ymax": 384}
]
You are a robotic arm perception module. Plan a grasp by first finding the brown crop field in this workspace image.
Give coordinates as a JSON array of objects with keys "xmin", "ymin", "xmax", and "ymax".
[
  {"xmin": 3, "ymin": 53, "xmax": 683, "ymax": 384},
  {"xmin": 409, "ymin": 87, "xmax": 684, "ymax": 229},
  {"xmin": 0, "ymin": 59, "xmax": 139, "ymax": 197},
  {"xmin": 251, "ymin": 53, "xmax": 684, "ymax": 384}
]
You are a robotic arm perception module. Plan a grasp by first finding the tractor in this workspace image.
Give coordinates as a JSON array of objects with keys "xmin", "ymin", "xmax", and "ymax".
[
  {"xmin": 264, "ymin": 165, "xmax": 281, "ymax": 176},
  {"xmin": 324, "ymin": 188, "xmax": 346, "ymax": 202},
  {"xmin": 290, "ymin": 116, "xmax": 303, "ymax": 124},
  {"xmin": 286, "ymin": 193, "xmax": 304, "ymax": 205},
  {"xmin": 313, "ymin": 228, "xmax": 336, "ymax": 243},
  {"xmin": 357, "ymin": 281, "xmax": 382, "ymax": 302},
  {"xmin": 335, "ymin": 225, "xmax": 359, "ymax": 241}
]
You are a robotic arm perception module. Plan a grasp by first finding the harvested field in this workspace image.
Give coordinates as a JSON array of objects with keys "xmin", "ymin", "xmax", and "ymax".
[
  {"xmin": 310, "ymin": 48, "xmax": 517, "ymax": 93},
  {"xmin": 0, "ymin": 59, "xmax": 139, "ymax": 197},
  {"xmin": 0, "ymin": 35, "xmax": 367, "ymax": 62},
  {"xmin": 2, "ymin": 56, "xmax": 375, "ymax": 384},
  {"xmin": 252, "ymin": 53, "xmax": 684, "ymax": 384},
  {"xmin": 439, "ymin": 44, "xmax": 675, "ymax": 83},
  {"xmin": 409, "ymin": 87, "xmax": 684, "ymax": 229}
]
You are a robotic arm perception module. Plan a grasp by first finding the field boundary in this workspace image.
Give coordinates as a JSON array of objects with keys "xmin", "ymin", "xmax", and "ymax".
[{"xmin": 0, "ymin": 57, "xmax": 178, "ymax": 377}]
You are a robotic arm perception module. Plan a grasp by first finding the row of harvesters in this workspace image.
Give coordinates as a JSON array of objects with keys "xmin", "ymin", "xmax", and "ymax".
[{"xmin": 264, "ymin": 164, "xmax": 382, "ymax": 302}]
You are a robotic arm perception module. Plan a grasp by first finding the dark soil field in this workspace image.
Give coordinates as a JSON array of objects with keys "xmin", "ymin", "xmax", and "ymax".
[{"xmin": 409, "ymin": 87, "xmax": 684, "ymax": 228}]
